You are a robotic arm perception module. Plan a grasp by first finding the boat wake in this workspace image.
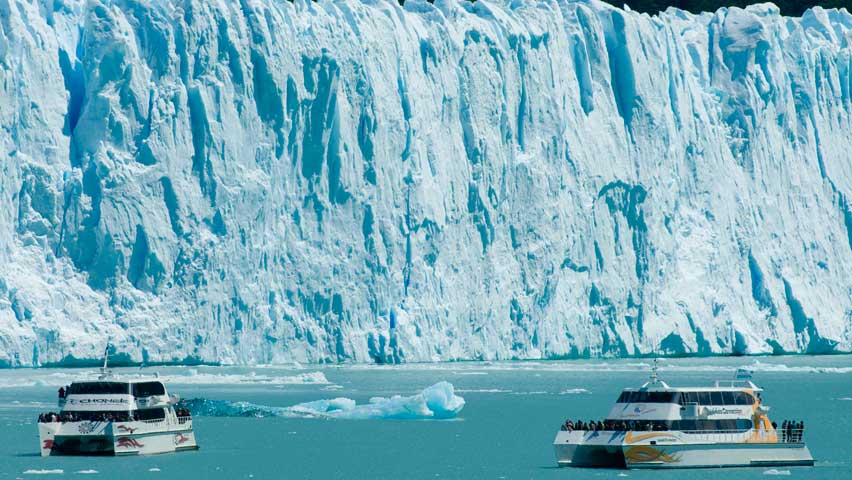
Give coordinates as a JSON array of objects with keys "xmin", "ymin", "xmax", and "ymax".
[{"xmin": 179, "ymin": 381, "xmax": 465, "ymax": 420}]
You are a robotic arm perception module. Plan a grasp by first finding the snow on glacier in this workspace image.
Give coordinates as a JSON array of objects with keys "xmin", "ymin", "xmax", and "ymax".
[{"xmin": 0, "ymin": 0, "xmax": 851, "ymax": 366}]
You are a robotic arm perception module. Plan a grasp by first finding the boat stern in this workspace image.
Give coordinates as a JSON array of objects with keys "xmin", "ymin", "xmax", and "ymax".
[
  {"xmin": 553, "ymin": 431, "xmax": 581, "ymax": 466},
  {"xmin": 553, "ymin": 430, "xmax": 627, "ymax": 468},
  {"xmin": 38, "ymin": 422, "xmax": 60, "ymax": 457}
]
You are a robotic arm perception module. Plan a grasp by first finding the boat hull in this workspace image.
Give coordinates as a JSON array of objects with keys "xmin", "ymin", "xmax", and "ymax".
[
  {"xmin": 39, "ymin": 421, "xmax": 198, "ymax": 456},
  {"xmin": 554, "ymin": 431, "xmax": 814, "ymax": 469}
]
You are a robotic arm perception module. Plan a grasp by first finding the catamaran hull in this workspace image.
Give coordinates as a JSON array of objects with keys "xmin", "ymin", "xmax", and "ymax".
[
  {"xmin": 554, "ymin": 431, "xmax": 814, "ymax": 469},
  {"xmin": 622, "ymin": 443, "xmax": 814, "ymax": 469},
  {"xmin": 39, "ymin": 422, "xmax": 198, "ymax": 456}
]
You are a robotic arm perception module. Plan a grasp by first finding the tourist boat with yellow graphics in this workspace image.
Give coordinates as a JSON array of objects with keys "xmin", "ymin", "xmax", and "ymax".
[
  {"xmin": 553, "ymin": 362, "xmax": 813, "ymax": 469},
  {"xmin": 36, "ymin": 350, "xmax": 199, "ymax": 456}
]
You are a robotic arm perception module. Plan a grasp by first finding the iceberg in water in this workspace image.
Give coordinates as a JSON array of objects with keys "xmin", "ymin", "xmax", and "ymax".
[{"xmin": 180, "ymin": 382, "xmax": 465, "ymax": 420}]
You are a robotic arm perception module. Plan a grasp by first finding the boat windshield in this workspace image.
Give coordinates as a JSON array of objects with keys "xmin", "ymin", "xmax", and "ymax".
[
  {"xmin": 67, "ymin": 382, "xmax": 129, "ymax": 395},
  {"xmin": 616, "ymin": 390, "xmax": 755, "ymax": 405},
  {"xmin": 131, "ymin": 382, "xmax": 166, "ymax": 397},
  {"xmin": 616, "ymin": 391, "xmax": 679, "ymax": 403}
]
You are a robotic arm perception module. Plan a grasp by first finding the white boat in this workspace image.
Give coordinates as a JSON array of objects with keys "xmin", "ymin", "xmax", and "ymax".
[
  {"xmin": 553, "ymin": 362, "xmax": 813, "ymax": 469},
  {"xmin": 37, "ymin": 354, "xmax": 198, "ymax": 456}
]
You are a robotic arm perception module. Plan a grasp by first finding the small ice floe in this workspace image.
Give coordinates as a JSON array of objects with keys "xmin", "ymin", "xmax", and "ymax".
[
  {"xmin": 22, "ymin": 470, "xmax": 64, "ymax": 475},
  {"xmin": 618, "ymin": 474, "xmax": 628, "ymax": 477},
  {"xmin": 455, "ymin": 389, "xmax": 511, "ymax": 394},
  {"xmin": 164, "ymin": 371, "xmax": 331, "ymax": 386},
  {"xmin": 837, "ymin": 397, "xmax": 852, "ymax": 401},
  {"xmin": 763, "ymin": 469, "xmax": 791, "ymax": 475},
  {"xmin": 559, "ymin": 388, "xmax": 590, "ymax": 395},
  {"xmin": 75, "ymin": 470, "xmax": 99, "ymax": 474},
  {"xmin": 148, "ymin": 468, "xmax": 161, "ymax": 472}
]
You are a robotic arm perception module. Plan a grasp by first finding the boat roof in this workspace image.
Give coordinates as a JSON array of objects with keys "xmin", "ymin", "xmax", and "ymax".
[
  {"xmin": 621, "ymin": 381, "xmax": 762, "ymax": 393},
  {"xmin": 69, "ymin": 371, "xmax": 166, "ymax": 385},
  {"xmin": 71, "ymin": 378, "xmax": 164, "ymax": 384}
]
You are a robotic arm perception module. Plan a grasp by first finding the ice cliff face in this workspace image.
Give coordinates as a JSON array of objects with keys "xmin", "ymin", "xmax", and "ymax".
[{"xmin": 1, "ymin": 0, "xmax": 851, "ymax": 366}]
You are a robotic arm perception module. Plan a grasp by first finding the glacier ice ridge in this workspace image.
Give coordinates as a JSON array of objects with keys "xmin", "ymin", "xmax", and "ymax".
[{"xmin": 1, "ymin": 0, "xmax": 851, "ymax": 366}]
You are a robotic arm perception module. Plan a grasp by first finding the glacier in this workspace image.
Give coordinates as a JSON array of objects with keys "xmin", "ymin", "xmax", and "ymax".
[{"xmin": 1, "ymin": 0, "xmax": 851, "ymax": 366}]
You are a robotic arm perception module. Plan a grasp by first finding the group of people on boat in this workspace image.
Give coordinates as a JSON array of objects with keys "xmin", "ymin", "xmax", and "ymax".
[
  {"xmin": 38, "ymin": 411, "xmax": 132, "ymax": 423},
  {"xmin": 560, "ymin": 419, "xmax": 667, "ymax": 432},
  {"xmin": 780, "ymin": 420, "xmax": 805, "ymax": 442},
  {"xmin": 37, "ymin": 412, "xmax": 61, "ymax": 423}
]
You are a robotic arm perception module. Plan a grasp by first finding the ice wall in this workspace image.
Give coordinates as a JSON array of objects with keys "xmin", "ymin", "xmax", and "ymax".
[{"xmin": 1, "ymin": 0, "xmax": 851, "ymax": 366}]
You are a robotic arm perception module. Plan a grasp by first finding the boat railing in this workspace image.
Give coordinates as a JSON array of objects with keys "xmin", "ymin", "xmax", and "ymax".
[
  {"xmin": 680, "ymin": 428, "xmax": 806, "ymax": 443},
  {"xmin": 779, "ymin": 427, "xmax": 805, "ymax": 443},
  {"xmin": 679, "ymin": 428, "xmax": 758, "ymax": 443},
  {"xmin": 139, "ymin": 418, "xmax": 166, "ymax": 425},
  {"xmin": 177, "ymin": 416, "xmax": 192, "ymax": 425}
]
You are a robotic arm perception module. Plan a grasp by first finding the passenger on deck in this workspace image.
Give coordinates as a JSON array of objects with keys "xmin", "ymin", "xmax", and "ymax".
[
  {"xmin": 597, "ymin": 421, "xmax": 604, "ymax": 431},
  {"xmin": 58, "ymin": 387, "xmax": 65, "ymax": 399}
]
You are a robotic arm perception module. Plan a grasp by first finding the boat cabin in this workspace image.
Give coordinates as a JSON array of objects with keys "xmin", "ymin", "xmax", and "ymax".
[{"xmin": 56, "ymin": 378, "xmax": 179, "ymax": 424}]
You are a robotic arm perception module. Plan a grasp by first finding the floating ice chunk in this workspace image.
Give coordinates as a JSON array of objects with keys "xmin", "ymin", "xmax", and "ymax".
[
  {"xmin": 148, "ymin": 468, "xmax": 161, "ymax": 472},
  {"xmin": 763, "ymin": 469, "xmax": 791, "ymax": 475},
  {"xmin": 162, "ymin": 371, "xmax": 330, "ymax": 386},
  {"xmin": 456, "ymin": 389, "xmax": 511, "ymax": 393},
  {"xmin": 182, "ymin": 382, "xmax": 465, "ymax": 420},
  {"xmin": 75, "ymin": 470, "xmax": 99, "ymax": 474},
  {"xmin": 23, "ymin": 470, "xmax": 64, "ymax": 475},
  {"xmin": 559, "ymin": 388, "xmax": 591, "ymax": 395}
]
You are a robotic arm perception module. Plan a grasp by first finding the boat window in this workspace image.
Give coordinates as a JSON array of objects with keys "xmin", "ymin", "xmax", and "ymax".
[
  {"xmin": 134, "ymin": 408, "xmax": 166, "ymax": 421},
  {"xmin": 617, "ymin": 392, "xmax": 629, "ymax": 403},
  {"xmin": 734, "ymin": 392, "xmax": 754, "ymax": 405},
  {"xmin": 59, "ymin": 411, "xmax": 131, "ymax": 422},
  {"xmin": 629, "ymin": 391, "xmax": 641, "ymax": 403},
  {"xmin": 670, "ymin": 419, "xmax": 752, "ymax": 432},
  {"xmin": 721, "ymin": 392, "xmax": 736, "ymax": 405},
  {"xmin": 710, "ymin": 392, "xmax": 724, "ymax": 405},
  {"xmin": 697, "ymin": 392, "xmax": 712, "ymax": 405},
  {"xmin": 683, "ymin": 392, "xmax": 699, "ymax": 404},
  {"xmin": 132, "ymin": 382, "xmax": 166, "ymax": 397},
  {"xmin": 66, "ymin": 382, "xmax": 129, "ymax": 395}
]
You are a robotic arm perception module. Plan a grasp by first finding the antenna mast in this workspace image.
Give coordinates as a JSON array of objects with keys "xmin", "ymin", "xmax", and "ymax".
[{"xmin": 99, "ymin": 343, "xmax": 112, "ymax": 379}]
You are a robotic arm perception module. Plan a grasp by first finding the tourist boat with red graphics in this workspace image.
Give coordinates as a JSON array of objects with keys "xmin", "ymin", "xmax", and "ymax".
[
  {"xmin": 37, "ymin": 351, "xmax": 199, "ymax": 456},
  {"xmin": 553, "ymin": 361, "xmax": 813, "ymax": 469}
]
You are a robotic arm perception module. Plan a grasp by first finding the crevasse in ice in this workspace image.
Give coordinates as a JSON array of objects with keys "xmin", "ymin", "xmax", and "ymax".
[{"xmin": 1, "ymin": 0, "xmax": 851, "ymax": 366}]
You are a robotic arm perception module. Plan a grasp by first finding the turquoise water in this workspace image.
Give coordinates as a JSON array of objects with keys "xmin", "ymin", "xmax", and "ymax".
[{"xmin": 0, "ymin": 356, "xmax": 849, "ymax": 479}]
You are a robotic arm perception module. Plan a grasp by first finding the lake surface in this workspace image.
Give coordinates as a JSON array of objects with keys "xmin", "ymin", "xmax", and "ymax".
[{"xmin": 0, "ymin": 355, "xmax": 849, "ymax": 479}]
